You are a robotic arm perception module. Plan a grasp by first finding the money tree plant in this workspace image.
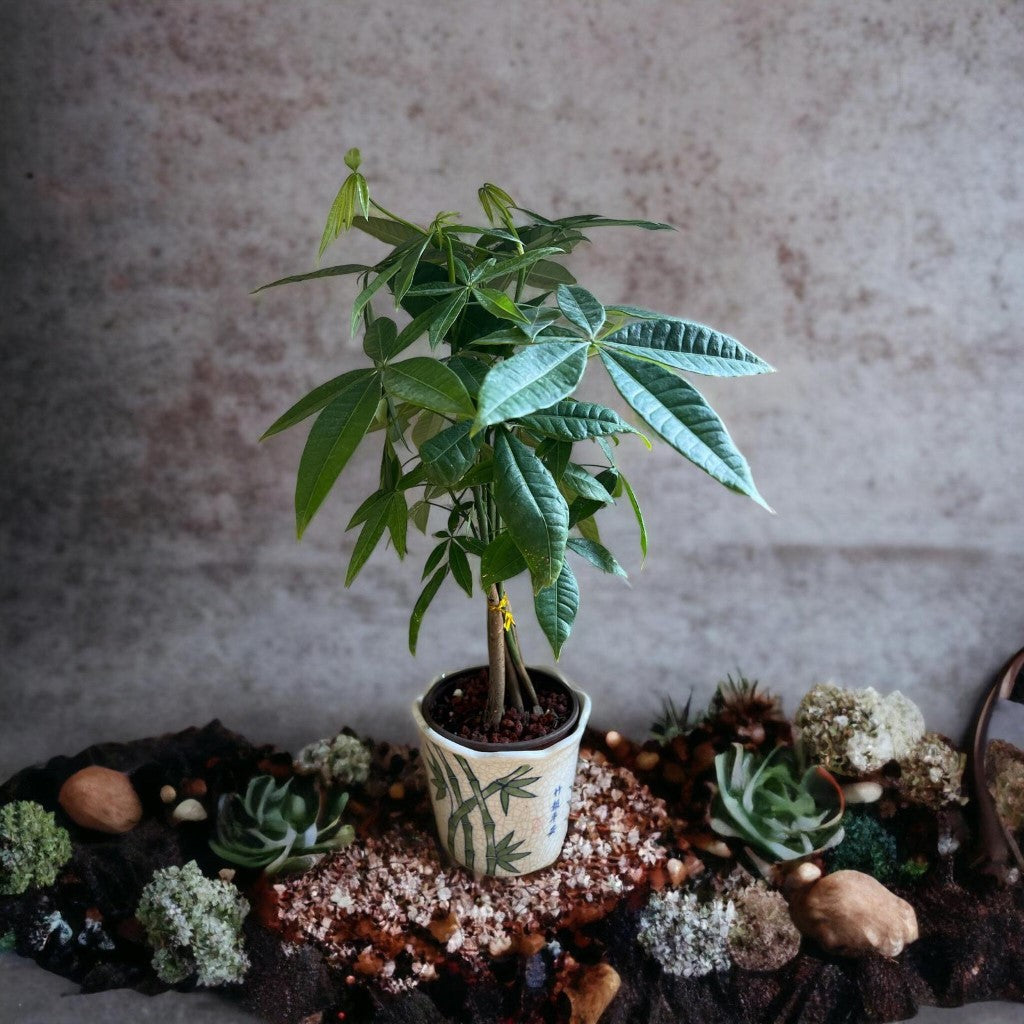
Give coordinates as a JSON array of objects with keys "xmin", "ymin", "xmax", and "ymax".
[{"xmin": 260, "ymin": 149, "xmax": 773, "ymax": 729}]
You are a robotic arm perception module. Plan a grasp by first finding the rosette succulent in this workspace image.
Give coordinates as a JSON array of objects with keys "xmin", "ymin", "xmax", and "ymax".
[
  {"xmin": 710, "ymin": 743, "xmax": 845, "ymax": 865},
  {"xmin": 210, "ymin": 775, "xmax": 354, "ymax": 875}
]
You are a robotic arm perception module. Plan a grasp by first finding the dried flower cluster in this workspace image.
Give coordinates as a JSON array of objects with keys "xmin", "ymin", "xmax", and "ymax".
[
  {"xmin": 795, "ymin": 684, "xmax": 924, "ymax": 776},
  {"xmin": 987, "ymin": 740, "xmax": 1024, "ymax": 833},
  {"xmin": 637, "ymin": 889, "xmax": 735, "ymax": 977},
  {"xmin": 727, "ymin": 881, "xmax": 801, "ymax": 971},
  {"xmin": 136, "ymin": 860, "xmax": 250, "ymax": 987},
  {"xmin": 294, "ymin": 732, "xmax": 372, "ymax": 787},
  {"xmin": 0, "ymin": 801, "xmax": 73, "ymax": 896},
  {"xmin": 277, "ymin": 755, "xmax": 667, "ymax": 992},
  {"xmin": 897, "ymin": 732, "xmax": 967, "ymax": 810}
]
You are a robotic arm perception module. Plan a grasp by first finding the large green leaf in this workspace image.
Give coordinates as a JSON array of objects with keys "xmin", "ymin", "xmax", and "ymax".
[
  {"xmin": 448, "ymin": 544, "xmax": 473, "ymax": 597},
  {"xmin": 525, "ymin": 260, "xmax": 576, "ymax": 289},
  {"xmin": 557, "ymin": 284, "xmax": 605, "ymax": 338},
  {"xmin": 427, "ymin": 289, "xmax": 469, "ymax": 348},
  {"xmin": 392, "ymin": 236, "xmax": 433, "ymax": 306},
  {"xmin": 262, "ymin": 368, "xmax": 374, "ymax": 440},
  {"xmin": 419, "ymin": 421, "xmax": 482, "ymax": 486},
  {"xmin": 601, "ymin": 351, "xmax": 770, "ymax": 510},
  {"xmin": 295, "ymin": 373, "xmax": 381, "ymax": 537},
  {"xmin": 566, "ymin": 536, "xmax": 626, "ymax": 577},
  {"xmin": 520, "ymin": 400, "xmax": 636, "ymax": 442},
  {"xmin": 345, "ymin": 491, "xmax": 403, "ymax": 586},
  {"xmin": 383, "ymin": 357, "xmax": 475, "ymax": 418},
  {"xmin": 599, "ymin": 319, "xmax": 773, "ymax": 377},
  {"xmin": 471, "ymin": 287, "xmax": 531, "ymax": 324},
  {"xmin": 516, "ymin": 209, "xmax": 674, "ymax": 232},
  {"xmin": 562, "ymin": 462, "xmax": 614, "ymax": 503},
  {"xmin": 362, "ymin": 317, "xmax": 401, "ymax": 363},
  {"xmin": 479, "ymin": 533, "xmax": 528, "ymax": 588},
  {"xmin": 352, "ymin": 216, "xmax": 425, "ymax": 247},
  {"xmin": 446, "ymin": 355, "xmax": 490, "ymax": 398},
  {"xmin": 473, "ymin": 342, "xmax": 589, "ymax": 433},
  {"xmin": 409, "ymin": 565, "xmax": 448, "ymax": 654},
  {"xmin": 534, "ymin": 560, "xmax": 579, "ymax": 659},
  {"xmin": 474, "ymin": 247, "xmax": 568, "ymax": 284},
  {"xmin": 493, "ymin": 430, "xmax": 569, "ymax": 592},
  {"xmin": 252, "ymin": 263, "xmax": 370, "ymax": 294}
]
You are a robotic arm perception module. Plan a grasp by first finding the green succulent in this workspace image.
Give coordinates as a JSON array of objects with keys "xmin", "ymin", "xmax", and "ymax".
[
  {"xmin": 710, "ymin": 743, "xmax": 845, "ymax": 865},
  {"xmin": 650, "ymin": 693, "xmax": 697, "ymax": 745},
  {"xmin": 209, "ymin": 775, "xmax": 354, "ymax": 875}
]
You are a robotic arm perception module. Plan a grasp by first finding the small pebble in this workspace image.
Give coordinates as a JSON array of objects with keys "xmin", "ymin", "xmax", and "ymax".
[
  {"xmin": 665, "ymin": 857, "xmax": 687, "ymax": 886},
  {"xmin": 159, "ymin": 785, "xmax": 177, "ymax": 804},
  {"xmin": 182, "ymin": 778, "xmax": 208, "ymax": 798},
  {"xmin": 172, "ymin": 799, "xmax": 208, "ymax": 823},
  {"xmin": 452, "ymin": 688, "xmax": 463, "ymax": 698},
  {"xmin": 635, "ymin": 750, "xmax": 660, "ymax": 771},
  {"xmin": 388, "ymin": 782, "xmax": 405, "ymax": 801},
  {"xmin": 843, "ymin": 781, "xmax": 883, "ymax": 805},
  {"xmin": 605, "ymin": 730, "xmax": 622, "ymax": 748}
]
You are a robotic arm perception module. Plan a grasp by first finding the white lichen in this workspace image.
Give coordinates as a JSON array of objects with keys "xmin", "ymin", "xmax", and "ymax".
[
  {"xmin": 294, "ymin": 732, "xmax": 372, "ymax": 787},
  {"xmin": 795, "ymin": 684, "xmax": 925, "ymax": 776},
  {"xmin": 637, "ymin": 889, "xmax": 735, "ymax": 978}
]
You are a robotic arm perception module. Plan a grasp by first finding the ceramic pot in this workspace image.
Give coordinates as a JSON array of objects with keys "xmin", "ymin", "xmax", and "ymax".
[{"xmin": 412, "ymin": 666, "xmax": 591, "ymax": 877}]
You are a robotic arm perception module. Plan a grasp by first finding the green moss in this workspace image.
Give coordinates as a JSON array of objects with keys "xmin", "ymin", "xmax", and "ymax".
[
  {"xmin": 0, "ymin": 801, "xmax": 73, "ymax": 896},
  {"xmin": 0, "ymin": 931, "xmax": 15, "ymax": 952},
  {"xmin": 136, "ymin": 861, "xmax": 250, "ymax": 987},
  {"xmin": 824, "ymin": 809, "xmax": 898, "ymax": 882}
]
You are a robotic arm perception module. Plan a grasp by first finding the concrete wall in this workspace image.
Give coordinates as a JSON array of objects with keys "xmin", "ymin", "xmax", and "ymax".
[
  {"xmin": 4, "ymin": 0, "xmax": 1023, "ymax": 771},
  {"xmin": 2, "ymin": 3, "xmax": 1023, "ymax": 1017}
]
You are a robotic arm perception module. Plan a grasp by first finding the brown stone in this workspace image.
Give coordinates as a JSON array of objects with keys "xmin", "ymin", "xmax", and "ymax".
[
  {"xmin": 788, "ymin": 869, "xmax": 919, "ymax": 957},
  {"xmin": 427, "ymin": 911, "xmax": 459, "ymax": 944},
  {"xmin": 565, "ymin": 962, "xmax": 621, "ymax": 1024},
  {"xmin": 58, "ymin": 765, "xmax": 142, "ymax": 834}
]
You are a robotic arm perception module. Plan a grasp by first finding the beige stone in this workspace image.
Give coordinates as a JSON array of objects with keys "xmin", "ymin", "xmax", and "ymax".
[
  {"xmin": 788, "ymin": 870, "xmax": 918, "ymax": 957},
  {"xmin": 566, "ymin": 962, "xmax": 621, "ymax": 1024},
  {"xmin": 843, "ymin": 781, "xmax": 884, "ymax": 805},
  {"xmin": 59, "ymin": 766, "xmax": 142, "ymax": 834},
  {"xmin": 171, "ymin": 798, "xmax": 208, "ymax": 822},
  {"xmin": 159, "ymin": 785, "xmax": 177, "ymax": 804}
]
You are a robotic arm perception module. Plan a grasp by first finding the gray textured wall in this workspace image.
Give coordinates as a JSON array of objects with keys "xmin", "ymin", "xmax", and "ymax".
[{"xmin": 2, "ymin": 1, "xmax": 1023, "ymax": 1019}]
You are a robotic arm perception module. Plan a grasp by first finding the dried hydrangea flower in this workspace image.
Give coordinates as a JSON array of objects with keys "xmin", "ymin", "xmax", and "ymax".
[
  {"xmin": 796, "ymin": 684, "xmax": 924, "ymax": 776},
  {"xmin": 987, "ymin": 740, "xmax": 1024, "ymax": 832},
  {"xmin": 637, "ymin": 889, "xmax": 735, "ymax": 978},
  {"xmin": 727, "ymin": 881, "xmax": 801, "ymax": 971},
  {"xmin": 294, "ymin": 732, "xmax": 372, "ymax": 787},
  {"xmin": 896, "ymin": 732, "xmax": 966, "ymax": 809}
]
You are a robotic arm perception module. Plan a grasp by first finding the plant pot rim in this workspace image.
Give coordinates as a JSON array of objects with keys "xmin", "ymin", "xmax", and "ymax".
[{"xmin": 413, "ymin": 665, "xmax": 591, "ymax": 755}]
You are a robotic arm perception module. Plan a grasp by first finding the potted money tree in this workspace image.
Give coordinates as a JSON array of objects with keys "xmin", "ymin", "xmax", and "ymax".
[{"xmin": 259, "ymin": 150, "xmax": 773, "ymax": 875}]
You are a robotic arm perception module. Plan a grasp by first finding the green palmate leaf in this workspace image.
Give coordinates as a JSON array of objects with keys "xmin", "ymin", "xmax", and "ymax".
[
  {"xmin": 520, "ymin": 400, "xmax": 636, "ymax": 442},
  {"xmin": 262, "ymin": 368, "xmax": 375, "ymax": 440},
  {"xmin": 480, "ymin": 534, "xmax": 528, "ymax": 589},
  {"xmin": 600, "ymin": 351, "xmax": 771, "ymax": 510},
  {"xmin": 619, "ymin": 472, "xmax": 648, "ymax": 562},
  {"xmin": 411, "ymin": 409, "xmax": 446, "ymax": 449},
  {"xmin": 556, "ymin": 284, "xmax": 605, "ymax": 338},
  {"xmin": 448, "ymin": 544, "xmax": 473, "ymax": 597},
  {"xmin": 347, "ymin": 488, "xmax": 388, "ymax": 530},
  {"xmin": 398, "ymin": 463, "xmax": 428, "ymax": 491},
  {"xmin": 252, "ymin": 263, "xmax": 371, "ymax": 294},
  {"xmin": 427, "ymin": 289, "xmax": 468, "ymax": 348},
  {"xmin": 393, "ymin": 235, "xmax": 433, "ymax": 306},
  {"xmin": 517, "ymin": 210, "xmax": 674, "ymax": 232},
  {"xmin": 473, "ymin": 342, "xmax": 589, "ymax": 433},
  {"xmin": 362, "ymin": 317, "xmax": 401, "ymax": 363},
  {"xmin": 599, "ymin": 318, "xmax": 773, "ymax": 377},
  {"xmin": 471, "ymin": 287, "xmax": 531, "ymax": 324},
  {"xmin": 493, "ymin": 430, "xmax": 569, "ymax": 592},
  {"xmin": 351, "ymin": 261, "xmax": 403, "ymax": 336},
  {"xmin": 409, "ymin": 565, "xmax": 448, "ymax": 654},
  {"xmin": 534, "ymin": 560, "xmax": 579, "ymax": 659},
  {"xmin": 409, "ymin": 499, "xmax": 430, "ymax": 534},
  {"xmin": 566, "ymin": 536, "xmax": 626, "ymax": 577},
  {"xmin": 383, "ymin": 357, "xmax": 475, "ymax": 418},
  {"xmin": 538, "ymin": 438, "xmax": 572, "ymax": 481},
  {"xmin": 295, "ymin": 373, "xmax": 381, "ymax": 537},
  {"xmin": 561, "ymin": 462, "xmax": 615, "ymax": 503},
  {"xmin": 474, "ymin": 247, "xmax": 568, "ymax": 284},
  {"xmin": 386, "ymin": 490, "xmax": 408, "ymax": 557},
  {"xmin": 446, "ymin": 355, "xmax": 490, "ymax": 398},
  {"xmin": 515, "ymin": 305, "xmax": 563, "ymax": 340},
  {"xmin": 525, "ymin": 260, "xmax": 576, "ymax": 289},
  {"xmin": 345, "ymin": 490, "xmax": 402, "ymax": 585},
  {"xmin": 422, "ymin": 541, "xmax": 449, "ymax": 579},
  {"xmin": 352, "ymin": 216, "xmax": 425, "ymax": 247},
  {"xmin": 389, "ymin": 298, "xmax": 460, "ymax": 356},
  {"xmin": 419, "ymin": 421, "xmax": 482, "ymax": 486},
  {"xmin": 575, "ymin": 514, "xmax": 601, "ymax": 544}
]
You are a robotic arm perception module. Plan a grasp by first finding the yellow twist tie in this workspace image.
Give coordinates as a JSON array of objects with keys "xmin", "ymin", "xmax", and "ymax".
[{"xmin": 488, "ymin": 593, "xmax": 516, "ymax": 632}]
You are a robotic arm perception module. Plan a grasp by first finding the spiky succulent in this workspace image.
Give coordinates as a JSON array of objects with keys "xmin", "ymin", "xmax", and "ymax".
[
  {"xmin": 651, "ymin": 693, "xmax": 697, "ymax": 745},
  {"xmin": 210, "ymin": 775, "xmax": 354, "ymax": 875},
  {"xmin": 710, "ymin": 743, "xmax": 845, "ymax": 866},
  {"xmin": 707, "ymin": 674, "xmax": 790, "ymax": 748}
]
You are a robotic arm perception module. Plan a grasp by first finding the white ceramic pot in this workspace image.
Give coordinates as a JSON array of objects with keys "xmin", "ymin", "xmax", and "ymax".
[{"xmin": 412, "ymin": 667, "xmax": 592, "ymax": 878}]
